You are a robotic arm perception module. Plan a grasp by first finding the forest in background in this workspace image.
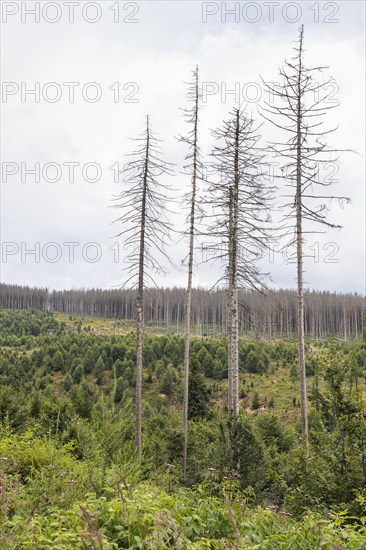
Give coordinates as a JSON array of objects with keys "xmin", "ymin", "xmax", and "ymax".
[{"xmin": 0, "ymin": 283, "xmax": 364, "ymax": 340}]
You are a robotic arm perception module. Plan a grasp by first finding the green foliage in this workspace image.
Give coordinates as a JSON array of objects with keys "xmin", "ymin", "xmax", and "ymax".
[
  {"xmin": 232, "ymin": 415, "xmax": 266, "ymax": 491},
  {"xmin": 240, "ymin": 342, "xmax": 270, "ymax": 374},
  {"xmin": 113, "ymin": 358, "xmax": 124, "ymax": 378},
  {"xmin": 251, "ymin": 391, "xmax": 261, "ymax": 410},
  {"xmin": 290, "ymin": 362, "xmax": 299, "ymax": 382},
  {"xmin": 95, "ymin": 356, "xmax": 105, "ymax": 385},
  {"xmin": 4, "ymin": 476, "xmax": 365, "ymax": 549},
  {"xmin": 257, "ymin": 415, "xmax": 292, "ymax": 452},
  {"xmin": 83, "ymin": 348, "xmax": 95, "ymax": 374},
  {"xmin": 113, "ymin": 376, "xmax": 127, "ymax": 403},
  {"xmin": 0, "ymin": 308, "xmax": 365, "ymax": 547},
  {"xmin": 188, "ymin": 355, "xmax": 212, "ymax": 420},
  {"xmin": 159, "ymin": 365, "xmax": 177, "ymax": 395},
  {"xmin": 53, "ymin": 350, "xmax": 65, "ymax": 372},
  {"xmin": 70, "ymin": 381, "xmax": 94, "ymax": 418},
  {"xmin": 72, "ymin": 362, "xmax": 84, "ymax": 384},
  {"xmin": 0, "ymin": 308, "xmax": 63, "ymax": 344},
  {"xmin": 63, "ymin": 373, "xmax": 73, "ymax": 392}
]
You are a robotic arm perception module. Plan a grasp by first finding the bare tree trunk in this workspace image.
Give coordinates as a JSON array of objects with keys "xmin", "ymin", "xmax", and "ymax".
[
  {"xmin": 227, "ymin": 112, "xmax": 241, "ymax": 466},
  {"xmin": 343, "ymin": 305, "xmax": 347, "ymax": 341},
  {"xmin": 230, "ymin": 110, "xmax": 240, "ymax": 419},
  {"xmin": 135, "ymin": 119, "xmax": 150, "ymax": 462},
  {"xmin": 296, "ymin": 216, "xmax": 308, "ymax": 446},
  {"xmin": 227, "ymin": 188, "xmax": 234, "ymax": 415},
  {"xmin": 183, "ymin": 227, "xmax": 194, "ymax": 478},
  {"xmin": 135, "ymin": 286, "xmax": 143, "ymax": 460},
  {"xmin": 113, "ymin": 116, "xmax": 173, "ymax": 460},
  {"xmin": 295, "ymin": 28, "xmax": 309, "ymax": 448},
  {"xmin": 355, "ymin": 309, "xmax": 358, "ymax": 340},
  {"xmin": 207, "ymin": 107, "xmax": 270, "ymax": 462},
  {"xmin": 261, "ymin": 24, "xmax": 350, "ymax": 445},
  {"xmin": 230, "ymin": 267, "xmax": 239, "ymax": 417},
  {"xmin": 182, "ymin": 67, "xmax": 200, "ymax": 480}
]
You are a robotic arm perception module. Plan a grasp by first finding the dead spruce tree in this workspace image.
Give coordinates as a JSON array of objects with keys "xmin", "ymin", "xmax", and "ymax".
[
  {"xmin": 206, "ymin": 108, "xmax": 271, "ymax": 429},
  {"xmin": 261, "ymin": 25, "xmax": 350, "ymax": 447},
  {"xmin": 178, "ymin": 66, "xmax": 203, "ymax": 480},
  {"xmin": 112, "ymin": 116, "xmax": 174, "ymax": 461}
]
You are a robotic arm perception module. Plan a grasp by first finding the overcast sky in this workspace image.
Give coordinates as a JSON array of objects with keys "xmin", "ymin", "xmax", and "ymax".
[{"xmin": 1, "ymin": 0, "xmax": 365, "ymax": 293}]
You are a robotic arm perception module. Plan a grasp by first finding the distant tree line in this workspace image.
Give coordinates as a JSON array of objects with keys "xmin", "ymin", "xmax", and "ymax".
[{"xmin": 1, "ymin": 283, "xmax": 364, "ymax": 340}]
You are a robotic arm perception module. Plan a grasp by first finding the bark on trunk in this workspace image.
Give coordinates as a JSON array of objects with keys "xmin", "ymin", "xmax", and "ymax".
[
  {"xmin": 228, "ymin": 110, "xmax": 240, "ymax": 420},
  {"xmin": 182, "ymin": 67, "xmax": 199, "ymax": 480},
  {"xmin": 296, "ymin": 28, "xmax": 309, "ymax": 448},
  {"xmin": 135, "ymin": 117, "xmax": 150, "ymax": 461}
]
